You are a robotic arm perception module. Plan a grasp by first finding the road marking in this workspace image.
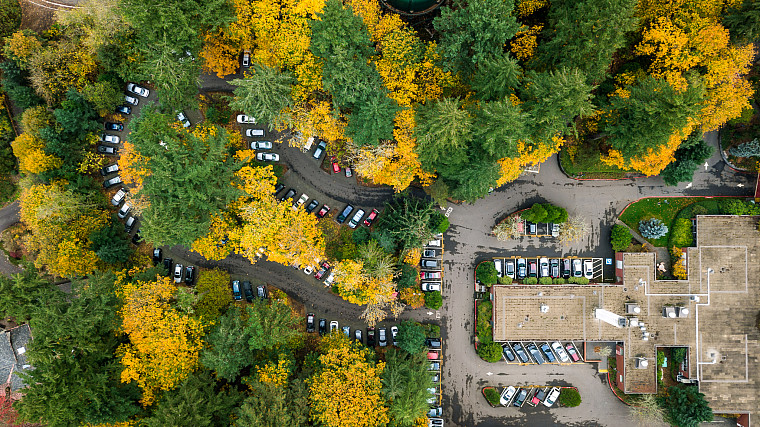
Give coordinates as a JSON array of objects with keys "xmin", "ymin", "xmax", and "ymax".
[
  {"xmin": 738, "ymin": 183, "xmax": 744, "ymax": 187},
  {"xmin": 445, "ymin": 207, "xmax": 453, "ymax": 218},
  {"xmin": 486, "ymin": 372, "xmax": 493, "ymax": 376},
  {"xmin": 598, "ymin": 369, "xmax": 608, "ymax": 373},
  {"xmin": 436, "ymin": 311, "xmax": 441, "ymax": 319},
  {"xmin": 704, "ymin": 161, "xmax": 709, "ymax": 170},
  {"xmin": 427, "ymin": 311, "xmax": 433, "ymax": 315},
  {"xmin": 685, "ymin": 182, "xmax": 692, "ymax": 188}
]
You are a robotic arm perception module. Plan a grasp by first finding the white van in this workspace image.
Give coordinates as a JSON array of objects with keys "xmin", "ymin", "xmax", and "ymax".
[{"xmin": 245, "ymin": 128, "xmax": 265, "ymax": 137}]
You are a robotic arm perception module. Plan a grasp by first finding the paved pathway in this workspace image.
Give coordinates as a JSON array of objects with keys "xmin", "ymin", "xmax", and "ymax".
[{"xmin": 0, "ymin": 201, "xmax": 22, "ymax": 278}]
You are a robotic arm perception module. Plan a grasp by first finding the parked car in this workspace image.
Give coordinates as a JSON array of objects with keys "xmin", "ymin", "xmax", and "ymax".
[
  {"xmin": 242, "ymin": 281, "xmax": 254, "ymax": 302},
  {"xmin": 293, "ymin": 194, "xmax": 308, "ymax": 210},
  {"xmin": 115, "ymin": 105, "xmax": 132, "ymax": 115},
  {"xmin": 306, "ymin": 313, "xmax": 315, "ymax": 332},
  {"xmin": 163, "ymin": 257, "xmax": 173, "ymax": 272},
  {"xmin": 124, "ymin": 95, "xmax": 138, "ymax": 106},
  {"xmin": 318, "ymin": 318, "xmax": 327, "ymax": 336},
  {"xmin": 539, "ymin": 257, "xmax": 549, "ymax": 277},
  {"xmin": 528, "ymin": 260, "xmax": 537, "ymax": 278},
  {"xmin": 176, "ymin": 111, "xmax": 191, "ymax": 128},
  {"xmin": 124, "ymin": 216, "xmax": 135, "ymax": 233},
  {"xmin": 345, "ymin": 166, "xmax": 353, "ymax": 177},
  {"xmin": 173, "ymin": 263, "xmax": 183, "ymax": 283},
  {"xmin": 426, "ymin": 338, "xmax": 441, "ymax": 348},
  {"xmin": 273, "ymin": 183, "xmax": 284, "ymax": 195},
  {"xmin": 526, "ymin": 342, "xmax": 544, "ymax": 364},
  {"xmin": 314, "ymin": 262, "xmax": 330, "ymax": 280},
  {"xmin": 505, "ymin": 259, "xmax": 515, "ymax": 279},
  {"xmin": 347, "ymin": 209, "xmax": 365, "ymax": 228},
  {"xmin": 421, "ymin": 259, "xmax": 440, "ymax": 269},
  {"xmin": 565, "ymin": 343, "xmax": 581, "ymax": 362},
  {"xmin": 306, "ymin": 199, "xmax": 319, "ymax": 213},
  {"xmin": 494, "ymin": 259, "xmax": 503, "ymax": 277},
  {"xmin": 101, "ymin": 133, "xmax": 120, "ymax": 144},
  {"xmin": 421, "ymin": 271, "xmax": 442, "ymax": 280},
  {"xmin": 103, "ymin": 176, "xmax": 121, "ymax": 189},
  {"xmin": 517, "ymin": 258, "xmax": 526, "ymax": 279},
  {"xmin": 551, "ymin": 223, "xmax": 560, "ymax": 237},
  {"xmin": 502, "ymin": 344, "xmax": 516, "ymax": 362},
  {"xmin": 543, "ymin": 387, "xmax": 561, "ymax": 407},
  {"xmin": 354, "ymin": 328, "xmax": 362, "ymax": 343},
  {"xmin": 250, "ymin": 141, "xmax": 273, "ymax": 150},
  {"xmin": 324, "ymin": 271, "xmax": 335, "ymax": 286},
  {"xmin": 245, "ymin": 128, "xmax": 265, "ymax": 137},
  {"xmin": 512, "ymin": 342, "xmax": 530, "ymax": 363},
  {"xmin": 236, "ymin": 114, "xmax": 256, "ymax": 124},
  {"xmin": 331, "ymin": 158, "xmax": 341, "ymax": 173},
  {"xmin": 316, "ymin": 205, "xmax": 330, "ymax": 218},
  {"xmin": 423, "ymin": 249, "xmax": 437, "ymax": 258},
  {"xmin": 513, "ymin": 388, "xmax": 528, "ymax": 407},
  {"xmin": 256, "ymin": 152, "xmax": 279, "ymax": 162},
  {"xmin": 126, "ymin": 83, "xmax": 150, "ymax": 97},
  {"xmin": 101, "ymin": 163, "xmax": 119, "ymax": 176},
  {"xmin": 184, "ymin": 266, "xmax": 195, "ymax": 285},
  {"xmin": 257, "ymin": 285, "xmax": 267, "ymax": 300},
  {"xmin": 562, "ymin": 259, "xmax": 572, "ymax": 278},
  {"xmin": 152, "ymin": 248, "xmax": 162, "ymax": 264},
  {"xmin": 426, "ymin": 239, "xmax": 442, "ymax": 247},
  {"xmin": 550, "ymin": 259, "xmax": 560, "ymax": 278},
  {"xmin": 390, "ymin": 326, "xmax": 398, "ymax": 346},
  {"xmin": 129, "ymin": 228, "xmax": 142, "ymax": 244},
  {"xmin": 231, "ymin": 280, "xmax": 242, "ymax": 300},
  {"xmin": 527, "ymin": 221, "xmax": 537, "ymax": 234},
  {"xmin": 329, "ymin": 320, "xmax": 339, "ymax": 332},
  {"xmin": 280, "ymin": 188, "xmax": 296, "ymax": 201},
  {"xmin": 540, "ymin": 342, "xmax": 556, "ymax": 362},
  {"xmin": 342, "ymin": 326, "xmax": 350, "ymax": 337},
  {"xmin": 336, "ymin": 205, "xmax": 354, "ymax": 224},
  {"xmin": 303, "ymin": 265, "xmax": 314, "ymax": 275},
  {"xmin": 367, "ymin": 327, "xmax": 375, "ymax": 346},
  {"xmin": 551, "ymin": 341, "xmax": 570, "ymax": 363},
  {"xmin": 428, "ymin": 407, "xmax": 442, "ymax": 417},
  {"xmin": 500, "ymin": 386, "xmax": 517, "ymax": 406},
  {"xmin": 584, "ymin": 259, "xmax": 594, "ymax": 279},
  {"xmin": 104, "ymin": 122, "xmax": 123, "ymax": 131},
  {"xmin": 363, "ymin": 209, "xmax": 379, "ymax": 227},
  {"xmin": 97, "ymin": 145, "xmax": 117, "ymax": 155},
  {"xmin": 242, "ymin": 50, "xmax": 250, "ymax": 67},
  {"xmin": 378, "ymin": 327, "xmax": 387, "ymax": 347},
  {"xmin": 573, "ymin": 259, "xmax": 583, "ymax": 277},
  {"xmin": 117, "ymin": 203, "xmax": 131, "ymax": 219},
  {"xmin": 421, "ymin": 282, "xmax": 441, "ymax": 292},
  {"xmin": 313, "ymin": 140, "xmax": 326, "ymax": 159},
  {"xmin": 428, "ymin": 418, "xmax": 443, "ymax": 427},
  {"xmin": 532, "ymin": 389, "xmax": 547, "ymax": 406}
]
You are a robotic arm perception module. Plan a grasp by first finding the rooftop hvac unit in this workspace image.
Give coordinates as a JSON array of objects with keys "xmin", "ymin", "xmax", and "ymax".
[
  {"xmin": 625, "ymin": 303, "xmax": 641, "ymax": 314},
  {"xmin": 663, "ymin": 306, "xmax": 677, "ymax": 318},
  {"xmin": 635, "ymin": 357, "xmax": 649, "ymax": 369},
  {"xmin": 540, "ymin": 304, "xmax": 549, "ymax": 313},
  {"xmin": 677, "ymin": 307, "xmax": 690, "ymax": 318}
]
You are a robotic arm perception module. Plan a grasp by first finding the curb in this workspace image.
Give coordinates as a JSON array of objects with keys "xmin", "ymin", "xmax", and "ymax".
[
  {"xmin": 718, "ymin": 128, "xmax": 757, "ymax": 175},
  {"xmin": 605, "ymin": 371, "xmax": 633, "ymax": 406}
]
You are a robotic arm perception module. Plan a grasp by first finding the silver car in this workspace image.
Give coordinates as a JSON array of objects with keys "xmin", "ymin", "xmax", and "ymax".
[
  {"xmin": 126, "ymin": 83, "xmax": 150, "ymax": 97},
  {"xmin": 250, "ymin": 141, "xmax": 273, "ymax": 150},
  {"xmin": 348, "ymin": 209, "xmax": 365, "ymax": 229},
  {"xmin": 256, "ymin": 152, "xmax": 279, "ymax": 162}
]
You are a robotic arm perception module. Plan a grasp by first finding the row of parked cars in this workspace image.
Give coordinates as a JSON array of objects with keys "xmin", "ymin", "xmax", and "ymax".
[
  {"xmin": 493, "ymin": 257, "xmax": 594, "ymax": 281},
  {"xmin": 231, "ymin": 280, "xmax": 268, "ymax": 303},
  {"xmin": 499, "ymin": 386, "xmax": 561, "ymax": 409},
  {"xmin": 420, "ymin": 234, "xmax": 444, "ymax": 292},
  {"xmin": 153, "ymin": 249, "xmax": 196, "ymax": 285},
  {"xmin": 521, "ymin": 220, "xmax": 560, "ymax": 237},
  {"xmin": 501, "ymin": 341, "xmax": 583, "ymax": 365}
]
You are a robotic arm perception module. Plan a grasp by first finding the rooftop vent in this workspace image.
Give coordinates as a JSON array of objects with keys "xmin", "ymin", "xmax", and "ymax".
[
  {"xmin": 663, "ymin": 306, "xmax": 677, "ymax": 318},
  {"xmin": 625, "ymin": 303, "xmax": 641, "ymax": 314},
  {"xmin": 677, "ymin": 307, "xmax": 690, "ymax": 317},
  {"xmin": 635, "ymin": 357, "xmax": 649, "ymax": 369},
  {"xmin": 540, "ymin": 304, "xmax": 549, "ymax": 313}
]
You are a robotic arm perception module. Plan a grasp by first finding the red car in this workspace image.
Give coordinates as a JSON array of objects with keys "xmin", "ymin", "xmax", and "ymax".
[
  {"xmin": 314, "ymin": 262, "xmax": 330, "ymax": 280},
  {"xmin": 363, "ymin": 209, "xmax": 379, "ymax": 227},
  {"xmin": 316, "ymin": 205, "xmax": 330, "ymax": 218},
  {"xmin": 331, "ymin": 158, "xmax": 341, "ymax": 174}
]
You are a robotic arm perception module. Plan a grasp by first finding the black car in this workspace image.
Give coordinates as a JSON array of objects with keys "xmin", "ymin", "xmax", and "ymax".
[
  {"xmin": 274, "ymin": 183, "xmax": 284, "ymax": 195},
  {"xmin": 280, "ymin": 188, "xmax": 296, "ymax": 202},
  {"xmin": 184, "ymin": 266, "xmax": 195, "ymax": 285},
  {"xmin": 336, "ymin": 205, "xmax": 354, "ymax": 224},
  {"xmin": 100, "ymin": 163, "xmax": 119, "ymax": 176},
  {"xmin": 305, "ymin": 199, "xmax": 319, "ymax": 213},
  {"xmin": 513, "ymin": 388, "xmax": 528, "ymax": 407},
  {"xmin": 526, "ymin": 342, "xmax": 545, "ymax": 364},
  {"xmin": 242, "ymin": 281, "xmax": 253, "ymax": 303},
  {"xmin": 104, "ymin": 122, "xmax": 124, "ymax": 131},
  {"xmin": 306, "ymin": 313, "xmax": 315, "ymax": 333},
  {"xmin": 367, "ymin": 327, "xmax": 376, "ymax": 346},
  {"xmin": 116, "ymin": 105, "xmax": 132, "ymax": 115},
  {"xmin": 163, "ymin": 257, "xmax": 173, "ymax": 272},
  {"xmin": 502, "ymin": 344, "xmax": 516, "ymax": 362},
  {"xmin": 540, "ymin": 343, "xmax": 556, "ymax": 362},
  {"xmin": 562, "ymin": 259, "xmax": 571, "ymax": 279},
  {"xmin": 534, "ymin": 389, "xmax": 547, "ymax": 403},
  {"xmin": 97, "ymin": 145, "xmax": 117, "ymax": 155},
  {"xmin": 257, "ymin": 285, "xmax": 267, "ymax": 300},
  {"xmin": 131, "ymin": 229, "xmax": 142, "ymax": 245},
  {"xmin": 152, "ymin": 248, "xmax": 162, "ymax": 264},
  {"xmin": 318, "ymin": 318, "xmax": 327, "ymax": 336},
  {"xmin": 512, "ymin": 342, "xmax": 530, "ymax": 363},
  {"xmin": 426, "ymin": 338, "xmax": 442, "ymax": 349}
]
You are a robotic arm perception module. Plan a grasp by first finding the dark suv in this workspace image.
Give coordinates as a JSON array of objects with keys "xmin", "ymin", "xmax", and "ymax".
[
  {"xmin": 242, "ymin": 281, "xmax": 254, "ymax": 303},
  {"xmin": 184, "ymin": 266, "xmax": 195, "ymax": 285}
]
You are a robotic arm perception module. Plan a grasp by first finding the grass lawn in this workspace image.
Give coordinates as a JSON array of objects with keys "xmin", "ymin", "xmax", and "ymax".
[{"xmin": 559, "ymin": 141, "xmax": 628, "ymax": 179}]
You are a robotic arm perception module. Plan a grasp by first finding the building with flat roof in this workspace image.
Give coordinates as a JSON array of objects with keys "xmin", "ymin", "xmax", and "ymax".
[{"xmin": 491, "ymin": 215, "xmax": 759, "ymax": 418}]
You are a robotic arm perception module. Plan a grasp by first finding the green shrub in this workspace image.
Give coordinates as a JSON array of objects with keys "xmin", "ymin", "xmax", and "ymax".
[
  {"xmin": 476, "ymin": 262, "xmax": 498, "ymax": 286},
  {"xmin": 395, "ymin": 264, "xmax": 418, "ymax": 289},
  {"xmin": 670, "ymin": 218, "xmax": 693, "ymax": 247},
  {"xmin": 720, "ymin": 199, "xmax": 760, "ymax": 215},
  {"xmin": 429, "ymin": 212, "xmax": 450, "ymax": 233},
  {"xmin": 497, "ymin": 276, "xmax": 512, "ymax": 285},
  {"xmin": 729, "ymin": 138, "xmax": 760, "ymax": 157},
  {"xmin": 476, "ymin": 301, "xmax": 493, "ymax": 342},
  {"xmin": 522, "ymin": 203, "xmax": 568, "ymax": 224},
  {"xmin": 483, "ymin": 387, "xmax": 501, "ymax": 406},
  {"xmin": 538, "ymin": 277, "xmax": 552, "ymax": 285},
  {"xmin": 477, "ymin": 342, "xmax": 502, "ymax": 363},
  {"xmin": 567, "ymin": 277, "xmax": 590, "ymax": 285},
  {"xmin": 424, "ymin": 291, "xmax": 442, "ymax": 309},
  {"xmin": 524, "ymin": 277, "xmax": 538, "ymax": 285},
  {"xmin": 558, "ymin": 388, "xmax": 581, "ymax": 407},
  {"xmin": 352, "ymin": 226, "xmax": 371, "ymax": 244},
  {"xmin": 552, "ymin": 278, "xmax": 566, "ymax": 284},
  {"xmin": 639, "ymin": 218, "xmax": 668, "ymax": 239},
  {"xmin": 610, "ymin": 224, "xmax": 633, "ymax": 251},
  {"xmin": 420, "ymin": 323, "xmax": 441, "ymax": 338}
]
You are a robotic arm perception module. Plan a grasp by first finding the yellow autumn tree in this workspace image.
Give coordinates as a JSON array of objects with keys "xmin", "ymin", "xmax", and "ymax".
[
  {"xmin": 309, "ymin": 333, "xmax": 389, "ymax": 427},
  {"xmin": 496, "ymin": 136, "xmax": 564, "ymax": 186},
  {"xmin": 117, "ymin": 275, "xmax": 205, "ymax": 405},
  {"xmin": 331, "ymin": 258, "xmax": 401, "ymax": 326},
  {"xmin": 11, "ymin": 133, "xmax": 62, "ymax": 174}
]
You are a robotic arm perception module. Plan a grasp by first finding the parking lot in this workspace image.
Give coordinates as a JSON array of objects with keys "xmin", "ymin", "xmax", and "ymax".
[
  {"xmin": 501, "ymin": 341, "xmax": 584, "ymax": 365},
  {"xmin": 491, "ymin": 256, "xmax": 608, "ymax": 283}
]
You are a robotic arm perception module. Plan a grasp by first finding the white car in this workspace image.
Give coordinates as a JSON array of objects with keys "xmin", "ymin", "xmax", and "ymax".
[
  {"xmin": 176, "ymin": 111, "xmax": 191, "ymax": 128},
  {"xmin": 329, "ymin": 320, "xmax": 339, "ymax": 332},
  {"xmin": 324, "ymin": 271, "xmax": 335, "ymax": 287},
  {"xmin": 573, "ymin": 259, "xmax": 583, "ymax": 277},
  {"xmin": 348, "ymin": 209, "xmax": 365, "ymax": 229},
  {"xmin": 426, "ymin": 239, "xmax": 442, "ymax": 247},
  {"xmin": 111, "ymin": 188, "xmax": 127, "ymax": 206},
  {"xmin": 250, "ymin": 141, "xmax": 273, "ymax": 150},
  {"xmin": 126, "ymin": 83, "xmax": 150, "ymax": 97},
  {"xmin": 584, "ymin": 260, "xmax": 594, "ymax": 279},
  {"xmin": 543, "ymin": 387, "xmax": 561, "ymax": 407},
  {"xmin": 256, "ymin": 152, "xmax": 279, "ymax": 162},
  {"xmin": 494, "ymin": 259, "xmax": 503, "ymax": 277},
  {"xmin": 551, "ymin": 223, "xmax": 560, "ymax": 237},
  {"xmin": 237, "ymin": 114, "xmax": 256, "ymax": 124},
  {"xmin": 124, "ymin": 95, "xmax": 139, "ymax": 105},
  {"xmin": 173, "ymin": 263, "xmax": 183, "ymax": 283},
  {"xmin": 421, "ymin": 282, "xmax": 441, "ymax": 292},
  {"xmin": 551, "ymin": 341, "xmax": 570, "ymax": 363},
  {"xmin": 499, "ymin": 386, "xmax": 516, "ymax": 406},
  {"xmin": 100, "ymin": 134, "xmax": 120, "ymax": 144},
  {"xmin": 390, "ymin": 326, "xmax": 398, "ymax": 345},
  {"xmin": 303, "ymin": 265, "xmax": 314, "ymax": 275},
  {"xmin": 245, "ymin": 129, "xmax": 265, "ymax": 137},
  {"xmin": 540, "ymin": 257, "xmax": 550, "ymax": 277},
  {"xmin": 428, "ymin": 418, "xmax": 443, "ymax": 427},
  {"xmin": 117, "ymin": 202, "xmax": 131, "ymax": 219},
  {"xmin": 293, "ymin": 194, "xmax": 308, "ymax": 210}
]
